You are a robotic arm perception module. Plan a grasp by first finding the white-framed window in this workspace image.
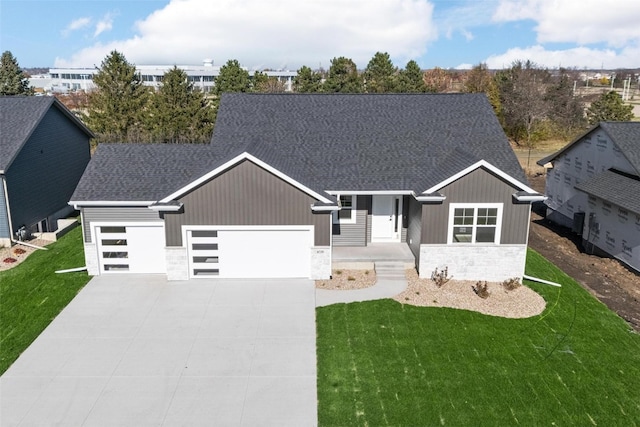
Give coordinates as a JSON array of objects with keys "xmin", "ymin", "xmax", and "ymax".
[
  {"xmin": 447, "ymin": 203, "xmax": 503, "ymax": 244},
  {"xmin": 333, "ymin": 195, "xmax": 357, "ymax": 224}
]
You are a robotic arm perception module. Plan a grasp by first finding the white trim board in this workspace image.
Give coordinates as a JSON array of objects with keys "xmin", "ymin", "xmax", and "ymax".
[
  {"xmin": 69, "ymin": 201, "xmax": 153, "ymax": 208},
  {"xmin": 160, "ymin": 152, "xmax": 332, "ymax": 204}
]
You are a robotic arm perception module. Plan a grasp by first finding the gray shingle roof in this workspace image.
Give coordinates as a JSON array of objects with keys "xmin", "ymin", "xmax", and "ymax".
[
  {"xmin": 0, "ymin": 96, "xmax": 93, "ymax": 172},
  {"xmin": 599, "ymin": 122, "xmax": 640, "ymax": 173},
  {"xmin": 537, "ymin": 122, "xmax": 640, "ymax": 173},
  {"xmin": 72, "ymin": 93, "xmax": 528, "ymax": 202},
  {"xmin": 575, "ymin": 169, "xmax": 640, "ymax": 214}
]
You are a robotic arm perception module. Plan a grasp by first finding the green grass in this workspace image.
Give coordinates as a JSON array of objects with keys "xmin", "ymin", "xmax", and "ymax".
[
  {"xmin": 317, "ymin": 249, "xmax": 640, "ymax": 426},
  {"xmin": 0, "ymin": 226, "xmax": 91, "ymax": 374}
]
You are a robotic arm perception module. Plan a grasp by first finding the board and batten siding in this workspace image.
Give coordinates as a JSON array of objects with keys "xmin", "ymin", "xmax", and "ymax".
[
  {"xmin": 421, "ymin": 167, "xmax": 531, "ymax": 245},
  {"xmin": 4, "ymin": 105, "xmax": 90, "ymax": 234},
  {"xmin": 82, "ymin": 207, "xmax": 161, "ymax": 242},
  {"xmin": 0, "ymin": 177, "xmax": 10, "ymax": 239},
  {"xmin": 334, "ymin": 195, "xmax": 368, "ymax": 247},
  {"xmin": 164, "ymin": 160, "xmax": 331, "ymax": 247}
]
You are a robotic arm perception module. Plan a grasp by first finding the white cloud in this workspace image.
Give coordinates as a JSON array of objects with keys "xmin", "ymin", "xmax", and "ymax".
[
  {"xmin": 484, "ymin": 44, "xmax": 640, "ymax": 69},
  {"xmin": 437, "ymin": 0, "xmax": 494, "ymax": 43},
  {"xmin": 62, "ymin": 17, "xmax": 91, "ymax": 37},
  {"xmin": 493, "ymin": 0, "xmax": 640, "ymax": 46},
  {"xmin": 94, "ymin": 13, "xmax": 114, "ymax": 37},
  {"xmin": 54, "ymin": 0, "xmax": 437, "ymax": 69}
]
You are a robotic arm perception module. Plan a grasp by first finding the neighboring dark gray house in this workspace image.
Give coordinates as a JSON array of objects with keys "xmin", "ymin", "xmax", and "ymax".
[
  {"xmin": 537, "ymin": 122, "xmax": 640, "ymax": 273},
  {"xmin": 0, "ymin": 96, "xmax": 93, "ymax": 246},
  {"xmin": 70, "ymin": 93, "xmax": 543, "ymax": 280}
]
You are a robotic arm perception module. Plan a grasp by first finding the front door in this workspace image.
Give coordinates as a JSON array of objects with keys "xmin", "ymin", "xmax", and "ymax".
[{"xmin": 371, "ymin": 195, "xmax": 403, "ymax": 242}]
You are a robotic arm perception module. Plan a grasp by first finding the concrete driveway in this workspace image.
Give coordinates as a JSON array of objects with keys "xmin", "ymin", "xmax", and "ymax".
[{"xmin": 0, "ymin": 275, "xmax": 317, "ymax": 426}]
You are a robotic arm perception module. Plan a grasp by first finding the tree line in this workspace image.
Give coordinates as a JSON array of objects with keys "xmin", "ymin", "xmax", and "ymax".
[{"xmin": 1, "ymin": 50, "xmax": 634, "ymax": 146}]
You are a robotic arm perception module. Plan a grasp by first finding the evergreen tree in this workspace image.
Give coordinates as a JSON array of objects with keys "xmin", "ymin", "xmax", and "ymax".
[
  {"xmin": 86, "ymin": 50, "xmax": 148, "ymax": 143},
  {"xmin": 363, "ymin": 52, "xmax": 397, "ymax": 93},
  {"xmin": 323, "ymin": 57, "xmax": 363, "ymax": 93},
  {"xmin": 293, "ymin": 66, "xmax": 322, "ymax": 93},
  {"xmin": 586, "ymin": 91, "xmax": 634, "ymax": 124},
  {"xmin": 214, "ymin": 60, "xmax": 251, "ymax": 95},
  {"xmin": 396, "ymin": 60, "xmax": 427, "ymax": 93},
  {"xmin": 148, "ymin": 66, "xmax": 215, "ymax": 143},
  {"xmin": 0, "ymin": 51, "xmax": 33, "ymax": 96}
]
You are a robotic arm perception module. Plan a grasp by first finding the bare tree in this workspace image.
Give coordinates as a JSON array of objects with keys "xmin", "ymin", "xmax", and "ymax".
[{"xmin": 496, "ymin": 60, "xmax": 550, "ymax": 166}]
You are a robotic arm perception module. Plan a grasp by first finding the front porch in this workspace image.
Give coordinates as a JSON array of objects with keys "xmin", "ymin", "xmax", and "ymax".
[{"xmin": 332, "ymin": 242, "xmax": 415, "ymax": 270}]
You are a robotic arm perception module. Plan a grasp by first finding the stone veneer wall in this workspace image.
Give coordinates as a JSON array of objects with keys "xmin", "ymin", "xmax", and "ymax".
[
  {"xmin": 166, "ymin": 247, "xmax": 189, "ymax": 281},
  {"xmin": 84, "ymin": 242, "xmax": 99, "ymax": 275},
  {"xmin": 310, "ymin": 247, "xmax": 331, "ymax": 280},
  {"xmin": 419, "ymin": 244, "xmax": 527, "ymax": 282}
]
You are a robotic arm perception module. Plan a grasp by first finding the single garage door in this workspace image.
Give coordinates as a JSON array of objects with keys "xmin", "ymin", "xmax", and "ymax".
[
  {"xmin": 187, "ymin": 227, "xmax": 312, "ymax": 278},
  {"xmin": 96, "ymin": 224, "xmax": 166, "ymax": 274}
]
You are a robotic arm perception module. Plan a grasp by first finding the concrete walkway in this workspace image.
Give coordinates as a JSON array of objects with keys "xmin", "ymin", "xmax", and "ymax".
[
  {"xmin": 316, "ymin": 261, "xmax": 409, "ymax": 307},
  {"xmin": 1, "ymin": 275, "xmax": 317, "ymax": 427}
]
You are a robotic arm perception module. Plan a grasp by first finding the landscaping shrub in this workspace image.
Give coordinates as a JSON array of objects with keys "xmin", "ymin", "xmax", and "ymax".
[
  {"xmin": 472, "ymin": 280, "xmax": 490, "ymax": 298},
  {"xmin": 431, "ymin": 266, "xmax": 452, "ymax": 287},
  {"xmin": 502, "ymin": 277, "xmax": 521, "ymax": 291}
]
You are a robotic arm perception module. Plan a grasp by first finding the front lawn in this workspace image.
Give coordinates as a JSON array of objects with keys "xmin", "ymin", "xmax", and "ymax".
[
  {"xmin": 317, "ymin": 249, "xmax": 640, "ymax": 426},
  {"xmin": 0, "ymin": 226, "xmax": 91, "ymax": 374}
]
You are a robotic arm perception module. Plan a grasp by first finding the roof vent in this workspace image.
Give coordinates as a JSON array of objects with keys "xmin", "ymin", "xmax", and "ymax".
[{"xmin": 203, "ymin": 59, "xmax": 213, "ymax": 67}]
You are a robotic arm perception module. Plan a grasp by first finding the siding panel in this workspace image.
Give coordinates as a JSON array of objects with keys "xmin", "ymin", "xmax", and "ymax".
[
  {"xmin": 5, "ymin": 106, "xmax": 90, "ymax": 234},
  {"xmin": 334, "ymin": 196, "xmax": 368, "ymax": 247},
  {"xmin": 164, "ymin": 160, "xmax": 330, "ymax": 246},
  {"xmin": 82, "ymin": 207, "xmax": 161, "ymax": 242},
  {"xmin": 421, "ymin": 168, "xmax": 530, "ymax": 245}
]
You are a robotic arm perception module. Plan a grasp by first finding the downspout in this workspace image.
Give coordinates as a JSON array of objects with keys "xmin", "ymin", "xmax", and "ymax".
[{"xmin": 2, "ymin": 175, "xmax": 14, "ymax": 242}]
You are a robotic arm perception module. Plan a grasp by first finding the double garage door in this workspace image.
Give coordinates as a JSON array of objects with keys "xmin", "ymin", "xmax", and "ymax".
[
  {"xmin": 186, "ymin": 227, "xmax": 313, "ymax": 278},
  {"xmin": 96, "ymin": 224, "xmax": 313, "ymax": 278}
]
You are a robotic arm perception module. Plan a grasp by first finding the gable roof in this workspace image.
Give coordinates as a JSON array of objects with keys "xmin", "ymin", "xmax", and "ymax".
[
  {"xmin": 537, "ymin": 122, "xmax": 640, "ymax": 174},
  {"xmin": 575, "ymin": 169, "xmax": 640, "ymax": 214},
  {"xmin": 0, "ymin": 96, "xmax": 94, "ymax": 172},
  {"xmin": 71, "ymin": 93, "xmax": 529, "ymax": 203}
]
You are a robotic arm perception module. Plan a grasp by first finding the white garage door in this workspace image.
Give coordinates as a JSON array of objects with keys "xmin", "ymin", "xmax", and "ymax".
[
  {"xmin": 187, "ymin": 227, "xmax": 312, "ymax": 278},
  {"xmin": 96, "ymin": 224, "xmax": 166, "ymax": 274}
]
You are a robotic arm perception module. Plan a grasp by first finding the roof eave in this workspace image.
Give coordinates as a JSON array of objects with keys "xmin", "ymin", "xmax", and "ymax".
[{"xmin": 69, "ymin": 200, "xmax": 154, "ymax": 209}]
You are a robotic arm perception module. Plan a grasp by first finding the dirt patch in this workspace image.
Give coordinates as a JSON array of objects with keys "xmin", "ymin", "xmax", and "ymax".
[
  {"xmin": 315, "ymin": 269, "xmax": 376, "ymax": 290},
  {"xmin": 394, "ymin": 269, "xmax": 546, "ymax": 319},
  {"xmin": 527, "ymin": 172, "xmax": 640, "ymax": 331}
]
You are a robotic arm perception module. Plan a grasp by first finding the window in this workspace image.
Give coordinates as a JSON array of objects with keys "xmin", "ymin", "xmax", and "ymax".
[
  {"xmin": 333, "ymin": 195, "xmax": 357, "ymax": 224},
  {"xmin": 448, "ymin": 204, "xmax": 502, "ymax": 244}
]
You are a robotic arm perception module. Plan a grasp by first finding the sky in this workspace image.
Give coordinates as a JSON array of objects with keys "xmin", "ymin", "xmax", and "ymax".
[{"xmin": 1, "ymin": 0, "xmax": 639, "ymax": 71}]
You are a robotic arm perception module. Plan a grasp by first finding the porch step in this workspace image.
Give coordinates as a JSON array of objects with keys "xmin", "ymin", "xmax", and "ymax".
[{"xmin": 375, "ymin": 261, "xmax": 407, "ymax": 279}]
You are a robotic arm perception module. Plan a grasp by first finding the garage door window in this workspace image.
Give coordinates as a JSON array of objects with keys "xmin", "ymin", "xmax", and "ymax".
[
  {"xmin": 188, "ymin": 230, "xmax": 220, "ymax": 277},
  {"xmin": 99, "ymin": 226, "xmax": 129, "ymax": 271}
]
